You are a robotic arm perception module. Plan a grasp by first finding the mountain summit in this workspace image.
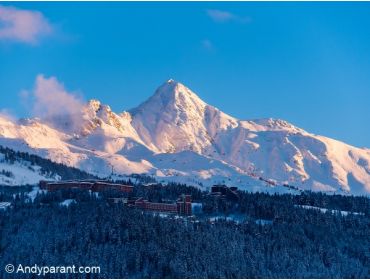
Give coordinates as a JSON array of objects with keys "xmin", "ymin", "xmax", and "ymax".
[
  {"xmin": 0, "ymin": 80, "xmax": 369, "ymax": 195},
  {"xmin": 130, "ymin": 79, "xmax": 208, "ymax": 120},
  {"xmin": 130, "ymin": 80, "xmax": 237, "ymax": 153}
]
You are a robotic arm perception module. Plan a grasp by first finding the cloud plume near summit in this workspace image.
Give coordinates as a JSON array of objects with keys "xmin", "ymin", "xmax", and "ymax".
[{"xmin": 24, "ymin": 74, "xmax": 86, "ymax": 132}]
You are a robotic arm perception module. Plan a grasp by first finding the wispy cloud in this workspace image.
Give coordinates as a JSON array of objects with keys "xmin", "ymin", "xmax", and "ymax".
[
  {"xmin": 33, "ymin": 75, "xmax": 84, "ymax": 118},
  {"xmin": 206, "ymin": 9, "xmax": 251, "ymax": 24},
  {"xmin": 0, "ymin": 5, "xmax": 52, "ymax": 44},
  {"xmin": 22, "ymin": 74, "xmax": 86, "ymax": 131},
  {"xmin": 201, "ymin": 39, "xmax": 214, "ymax": 51}
]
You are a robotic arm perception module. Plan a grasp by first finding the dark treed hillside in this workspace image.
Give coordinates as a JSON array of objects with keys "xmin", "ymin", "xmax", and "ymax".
[{"xmin": 0, "ymin": 185, "xmax": 369, "ymax": 279}]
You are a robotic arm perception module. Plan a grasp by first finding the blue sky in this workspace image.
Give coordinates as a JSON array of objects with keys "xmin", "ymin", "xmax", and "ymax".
[{"xmin": 0, "ymin": 2, "xmax": 369, "ymax": 148}]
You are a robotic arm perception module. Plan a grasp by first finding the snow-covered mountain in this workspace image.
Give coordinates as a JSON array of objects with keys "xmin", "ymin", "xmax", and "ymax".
[{"xmin": 0, "ymin": 79, "xmax": 369, "ymax": 195}]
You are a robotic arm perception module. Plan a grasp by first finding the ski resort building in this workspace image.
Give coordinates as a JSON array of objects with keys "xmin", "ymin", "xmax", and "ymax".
[
  {"xmin": 134, "ymin": 194, "xmax": 192, "ymax": 216},
  {"xmin": 39, "ymin": 180, "xmax": 133, "ymax": 193},
  {"xmin": 134, "ymin": 197, "xmax": 178, "ymax": 214},
  {"xmin": 177, "ymin": 194, "xmax": 192, "ymax": 216},
  {"xmin": 110, "ymin": 194, "xmax": 193, "ymax": 216}
]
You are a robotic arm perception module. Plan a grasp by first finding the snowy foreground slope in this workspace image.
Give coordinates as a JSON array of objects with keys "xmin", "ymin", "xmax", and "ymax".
[
  {"xmin": 0, "ymin": 148, "xmax": 58, "ymax": 186},
  {"xmin": 0, "ymin": 80, "xmax": 369, "ymax": 195}
]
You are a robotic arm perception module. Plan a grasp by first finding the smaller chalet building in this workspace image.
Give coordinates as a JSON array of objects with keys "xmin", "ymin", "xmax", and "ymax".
[{"xmin": 210, "ymin": 184, "xmax": 239, "ymax": 201}]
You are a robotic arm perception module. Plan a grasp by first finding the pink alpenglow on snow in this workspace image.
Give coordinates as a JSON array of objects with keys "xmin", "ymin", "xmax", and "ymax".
[{"xmin": 0, "ymin": 78, "xmax": 369, "ymax": 196}]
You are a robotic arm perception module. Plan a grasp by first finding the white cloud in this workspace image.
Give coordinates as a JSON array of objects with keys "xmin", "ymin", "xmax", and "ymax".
[
  {"xmin": 206, "ymin": 9, "xmax": 251, "ymax": 24},
  {"xmin": 33, "ymin": 75, "xmax": 83, "ymax": 117},
  {"xmin": 30, "ymin": 74, "xmax": 85, "ymax": 131},
  {"xmin": 0, "ymin": 5, "xmax": 52, "ymax": 44}
]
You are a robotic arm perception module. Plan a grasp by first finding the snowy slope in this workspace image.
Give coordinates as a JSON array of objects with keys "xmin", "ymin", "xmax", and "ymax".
[
  {"xmin": 0, "ymin": 150, "xmax": 59, "ymax": 186},
  {"xmin": 0, "ymin": 79, "xmax": 369, "ymax": 195},
  {"xmin": 130, "ymin": 80, "xmax": 370, "ymax": 195}
]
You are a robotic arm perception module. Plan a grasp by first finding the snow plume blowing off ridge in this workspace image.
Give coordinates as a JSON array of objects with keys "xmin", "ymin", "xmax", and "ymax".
[{"xmin": 27, "ymin": 74, "xmax": 86, "ymax": 132}]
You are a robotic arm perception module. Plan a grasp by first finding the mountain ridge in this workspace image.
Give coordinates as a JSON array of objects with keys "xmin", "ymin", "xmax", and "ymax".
[{"xmin": 0, "ymin": 80, "xmax": 369, "ymax": 195}]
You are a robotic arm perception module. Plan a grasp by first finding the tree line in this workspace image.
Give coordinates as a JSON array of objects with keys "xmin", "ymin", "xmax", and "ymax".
[{"xmin": 0, "ymin": 182, "xmax": 369, "ymax": 278}]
